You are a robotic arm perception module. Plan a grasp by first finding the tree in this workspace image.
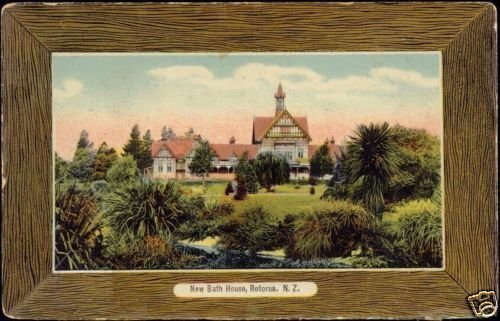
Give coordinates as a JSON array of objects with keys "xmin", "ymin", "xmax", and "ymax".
[
  {"xmin": 106, "ymin": 155, "xmax": 139, "ymax": 186},
  {"xmin": 160, "ymin": 127, "xmax": 176, "ymax": 140},
  {"xmin": 234, "ymin": 175, "xmax": 248, "ymax": 200},
  {"xmin": 185, "ymin": 127, "xmax": 195, "ymax": 137},
  {"xmin": 188, "ymin": 139, "xmax": 214, "ymax": 189},
  {"xmin": 344, "ymin": 122, "xmax": 399, "ymax": 219},
  {"xmin": 234, "ymin": 152, "xmax": 259, "ymax": 194},
  {"xmin": 138, "ymin": 130, "xmax": 154, "ymax": 170},
  {"xmin": 161, "ymin": 126, "xmax": 169, "ymax": 140},
  {"xmin": 69, "ymin": 147, "xmax": 96, "ymax": 182},
  {"xmin": 310, "ymin": 142, "xmax": 335, "ymax": 178},
  {"xmin": 122, "ymin": 124, "xmax": 142, "ymax": 163},
  {"xmin": 253, "ymin": 152, "xmax": 290, "ymax": 192},
  {"xmin": 385, "ymin": 125, "xmax": 441, "ymax": 203},
  {"xmin": 76, "ymin": 129, "xmax": 92, "ymax": 150},
  {"xmin": 92, "ymin": 142, "xmax": 118, "ymax": 181}
]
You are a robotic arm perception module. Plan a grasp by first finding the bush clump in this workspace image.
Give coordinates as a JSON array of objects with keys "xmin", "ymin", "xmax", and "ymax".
[
  {"xmin": 175, "ymin": 198, "xmax": 235, "ymax": 241},
  {"xmin": 104, "ymin": 233, "xmax": 199, "ymax": 269},
  {"xmin": 217, "ymin": 205, "xmax": 278, "ymax": 256},
  {"xmin": 285, "ymin": 201, "xmax": 374, "ymax": 260},
  {"xmin": 395, "ymin": 199, "xmax": 442, "ymax": 267},
  {"xmin": 104, "ymin": 180, "xmax": 186, "ymax": 238}
]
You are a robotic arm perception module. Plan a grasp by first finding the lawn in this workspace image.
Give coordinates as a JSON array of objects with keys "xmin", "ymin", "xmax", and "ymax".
[{"xmin": 180, "ymin": 181, "xmax": 329, "ymax": 219}]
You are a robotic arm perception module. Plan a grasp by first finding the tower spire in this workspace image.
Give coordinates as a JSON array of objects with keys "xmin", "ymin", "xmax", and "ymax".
[{"xmin": 274, "ymin": 82, "xmax": 286, "ymax": 115}]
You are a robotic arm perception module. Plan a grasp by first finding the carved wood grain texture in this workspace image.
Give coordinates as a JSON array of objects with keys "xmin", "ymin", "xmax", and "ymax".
[
  {"xmin": 5, "ymin": 2, "xmax": 488, "ymax": 52},
  {"xmin": 1, "ymin": 2, "xmax": 497, "ymax": 320},
  {"xmin": 9, "ymin": 271, "xmax": 470, "ymax": 319},
  {"xmin": 1, "ymin": 11, "xmax": 52, "ymax": 317},
  {"xmin": 442, "ymin": 5, "xmax": 498, "ymax": 295}
]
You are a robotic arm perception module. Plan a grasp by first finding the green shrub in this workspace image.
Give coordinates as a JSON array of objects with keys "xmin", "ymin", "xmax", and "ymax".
[
  {"xmin": 217, "ymin": 205, "xmax": 278, "ymax": 256},
  {"xmin": 395, "ymin": 199, "xmax": 442, "ymax": 267},
  {"xmin": 176, "ymin": 198, "xmax": 235, "ymax": 241},
  {"xmin": 286, "ymin": 201, "xmax": 374, "ymax": 260},
  {"xmin": 55, "ymin": 185, "xmax": 104, "ymax": 270},
  {"xmin": 106, "ymin": 155, "xmax": 139, "ymax": 186},
  {"xmin": 105, "ymin": 180, "xmax": 186, "ymax": 238},
  {"xmin": 104, "ymin": 233, "xmax": 199, "ymax": 269}
]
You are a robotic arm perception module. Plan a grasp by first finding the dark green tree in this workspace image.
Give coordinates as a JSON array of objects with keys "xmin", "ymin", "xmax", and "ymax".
[
  {"xmin": 92, "ymin": 142, "xmax": 118, "ymax": 181},
  {"xmin": 122, "ymin": 124, "xmax": 142, "ymax": 163},
  {"xmin": 385, "ymin": 125, "xmax": 441, "ymax": 202},
  {"xmin": 253, "ymin": 152, "xmax": 290, "ymax": 192},
  {"xmin": 234, "ymin": 174, "xmax": 248, "ymax": 200},
  {"xmin": 76, "ymin": 129, "xmax": 92, "ymax": 150},
  {"xmin": 310, "ymin": 142, "xmax": 335, "ymax": 178},
  {"xmin": 69, "ymin": 147, "xmax": 96, "ymax": 182},
  {"xmin": 235, "ymin": 152, "xmax": 259, "ymax": 194},
  {"xmin": 188, "ymin": 139, "xmax": 214, "ymax": 189},
  {"xmin": 345, "ymin": 122, "xmax": 399, "ymax": 220},
  {"xmin": 138, "ymin": 129, "xmax": 154, "ymax": 170}
]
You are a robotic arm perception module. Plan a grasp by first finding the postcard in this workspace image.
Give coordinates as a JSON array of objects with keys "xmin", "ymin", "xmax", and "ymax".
[{"xmin": 53, "ymin": 52, "xmax": 443, "ymax": 271}]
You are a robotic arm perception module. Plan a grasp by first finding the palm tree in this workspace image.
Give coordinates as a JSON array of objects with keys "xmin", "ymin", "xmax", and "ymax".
[{"xmin": 345, "ymin": 122, "xmax": 399, "ymax": 219}]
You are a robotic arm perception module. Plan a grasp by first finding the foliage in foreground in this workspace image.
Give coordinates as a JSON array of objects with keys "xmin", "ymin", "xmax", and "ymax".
[
  {"xmin": 395, "ymin": 199, "xmax": 442, "ymax": 267},
  {"xmin": 104, "ymin": 233, "xmax": 199, "ymax": 269},
  {"xmin": 175, "ymin": 197, "xmax": 235, "ymax": 241},
  {"xmin": 217, "ymin": 205, "xmax": 278, "ymax": 256},
  {"xmin": 285, "ymin": 201, "xmax": 374, "ymax": 259},
  {"xmin": 55, "ymin": 185, "xmax": 104, "ymax": 270},
  {"xmin": 104, "ymin": 180, "xmax": 187, "ymax": 238}
]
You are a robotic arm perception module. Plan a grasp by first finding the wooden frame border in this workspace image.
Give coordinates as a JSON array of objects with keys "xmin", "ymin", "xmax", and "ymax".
[{"xmin": 1, "ymin": 3, "xmax": 497, "ymax": 319}]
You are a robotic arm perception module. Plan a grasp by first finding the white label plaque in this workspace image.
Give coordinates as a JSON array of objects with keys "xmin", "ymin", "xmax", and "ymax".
[{"xmin": 174, "ymin": 282, "xmax": 317, "ymax": 298}]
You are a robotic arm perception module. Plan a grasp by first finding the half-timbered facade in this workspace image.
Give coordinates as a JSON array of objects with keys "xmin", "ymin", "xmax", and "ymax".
[{"xmin": 149, "ymin": 83, "xmax": 341, "ymax": 180}]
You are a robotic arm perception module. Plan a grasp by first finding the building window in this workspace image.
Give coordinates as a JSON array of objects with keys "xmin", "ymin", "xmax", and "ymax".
[
  {"xmin": 298, "ymin": 148, "xmax": 304, "ymax": 158},
  {"xmin": 158, "ymin": 165, "xmax": 163, "ymax": 172},
  {"xmin": 166, "ymin": 160, "xmax": 173, "ymax": 172}
]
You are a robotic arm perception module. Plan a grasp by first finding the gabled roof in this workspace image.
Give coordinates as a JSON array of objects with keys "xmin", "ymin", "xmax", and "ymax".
[
  {"xmin": 211, "ymin": 144, "xmax": 259, "ymax": 160},
  {"xmin": 308, "ymin": 143, "xmax": 342, "ymax": 160},
  {"xmin": 253, "ymin": 109, "xmax": 311, "ymax": 142},
  {"xmin": 151, "ymin": 137, "xmax": 196, "ymax": 158}
]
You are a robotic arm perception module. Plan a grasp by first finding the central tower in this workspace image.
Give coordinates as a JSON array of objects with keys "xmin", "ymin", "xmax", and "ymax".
[{"xmin": 274, "ymin": 82, "xmax": 286, "ymax": 115}]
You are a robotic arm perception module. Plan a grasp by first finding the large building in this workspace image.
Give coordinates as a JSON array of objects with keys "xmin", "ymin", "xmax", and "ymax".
[{"xmin": 148, "ymin": 83, "xmax": 341, "ymax": 180}]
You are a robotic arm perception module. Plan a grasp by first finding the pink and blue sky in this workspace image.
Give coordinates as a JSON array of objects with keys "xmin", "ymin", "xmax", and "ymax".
[{"xmin": 53, "ymin": 53, "xmax": 442, "ymax": 160}]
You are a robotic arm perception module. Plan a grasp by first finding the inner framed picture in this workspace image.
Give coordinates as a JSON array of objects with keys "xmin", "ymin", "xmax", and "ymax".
[{"xmin": 53, "ymin": 52, "xmax": 444, "ymax": 271}]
